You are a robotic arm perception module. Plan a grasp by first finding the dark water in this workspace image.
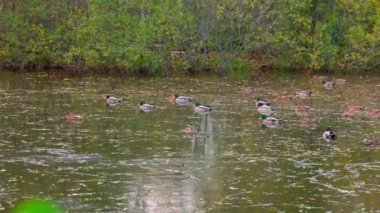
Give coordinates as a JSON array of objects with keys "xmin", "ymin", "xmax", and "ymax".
[{"xmin": 0, "ymin": 71, "xmax": 379, "ymax": 212}]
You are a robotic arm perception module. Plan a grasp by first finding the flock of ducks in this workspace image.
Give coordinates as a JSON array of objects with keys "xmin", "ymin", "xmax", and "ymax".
[
  {"xmin": 66, "ymin": 93, "xmax": 212, "ymax": 119},
  {"xmin": 254, "ymin": 97, "xmax": 338, "ymax": 143},
  {"xmin": 242, "ymin": 75, "xmax": 380, "ymax": 146},
  {"xmin": 66, "ymin": 75, "xmax": 379, "ymax": 147}
]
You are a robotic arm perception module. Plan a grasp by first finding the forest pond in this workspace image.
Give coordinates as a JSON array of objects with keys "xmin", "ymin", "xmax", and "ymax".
[{"xmin": 0, "ymin": 70, "xmax": 379, "ymax": 212}]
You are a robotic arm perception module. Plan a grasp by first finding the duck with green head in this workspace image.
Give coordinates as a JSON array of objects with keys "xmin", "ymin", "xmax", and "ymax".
[
  {"xmin": 257, "ymin": 104, "xmax": 274, "ymax": 116},
  {"xmin": 260, "ymin": 114, "xmax": 281, "ymax": 126},
  {"xmin": 194, "ymin": 102, "xmax": 212, "ymax": 114},
  {"xmin": 175, "ymin": 93, "xmax": 192, "ymax": 105},
  {"xmin": 168, "ymin": 93, "xmax": 192, "ymax": 105},
  {"xmin": 139, "ymin": 100, "xmax": 155, "ymax": 112}
]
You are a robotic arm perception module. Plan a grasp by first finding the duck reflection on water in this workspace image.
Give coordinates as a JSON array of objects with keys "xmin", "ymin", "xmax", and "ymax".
[{"xmin": 191, "ymin": 113, "xmax": 214, "ymax": 157}]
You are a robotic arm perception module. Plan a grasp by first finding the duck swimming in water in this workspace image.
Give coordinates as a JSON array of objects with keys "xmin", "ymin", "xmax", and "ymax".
[
  {"xmin": 333, "ymin": 78, "xmax": 347, "ymax": 86},
  {"xmin": 139, "ymin": 100, "xmax": 155, "ymax": 112},
  {"xmin": 295, "ymin": 106, "xmax": 314, "ymax": 116},
  {"xmin": 260, "ymin": 114, "xmax": 281, "ymax": 127},
  {"xmin": 66, "ymin": 113, "xmax": 83, "ymax": 123},
  {"xmin": 168, "ymin": 93, "xmax": 192, "ymax": 105},
  {"xmin": 340, "ymin": 111, "xmax": 355, "ymax": 119},
  {"xmin": 241, "ymin": 86, "xmax": 255, "ymax": 94},
  {"xmin": 299, "ymin": 118, "xmax": 315, "ymax": 128},
  {"xmin": 295, "ymin": 91, "xmax": 312, "ymax": 99},
  {"xmin": 322, "ymin": 81, "xmax": 335, "ymax": 90},
  {"xmin": 347, "ymin": 105, "xmax": 366, "ymax": 114},
  {"xmin": 275, "ymin": 95, "xmax": 294, "ymax": 103},
  {"xmin": 257, "ymin": 104, "xmax": 274, "ymax": 116},
  {"xmin": 363, "ymin": 138, "xmax": 380, "ymax": 147},
  {"xmin": 176, "ymin": 94, "xmax": 192, "ymax": 105},
  {"xmin": 106, "ymin": 95, "xmax": 122, "ymax": 106},
  {"xmin": 368, "ymin": 109, "xmax": 380, "ymax": 118},
  {"xmin": 194, "ymin": 102, "xmax": 212, "ymax": 114},
  {"xmin": 322, "ymin": 127, "xmax": 337, "ymax": 143}
]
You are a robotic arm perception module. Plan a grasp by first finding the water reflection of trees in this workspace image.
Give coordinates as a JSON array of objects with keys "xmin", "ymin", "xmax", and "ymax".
[
  {"xmin": 191, "ymin": 114, "xmax": 214, "ymax": 157},
  {"xmin": 126, "ymin": 114, "xmax": 216, "ymax": 212}
]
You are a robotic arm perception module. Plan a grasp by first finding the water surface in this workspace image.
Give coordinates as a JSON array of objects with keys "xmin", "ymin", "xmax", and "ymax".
[{"xmin": 0, "ymin": 71, "xmax": 379, "ymax": 212}]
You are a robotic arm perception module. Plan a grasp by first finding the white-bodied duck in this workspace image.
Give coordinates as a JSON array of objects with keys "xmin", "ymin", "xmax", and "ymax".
[
  {"xmin": 106, "ymin": 95, "xmax": 122, "ymax": 105},
  {"xmin": 295, "ymin": 91, "xmax": 312, "ymax": 99},
  {"xmin": 257, "ymin": 103, "xmax": 274, "ymax": 116},
  {"xmin": 322, "ymin": 81, "xmax": 335, "ymax": 90},
  {"xmin": 139, "ymin": 100, "xmax": 155, "ymax": 112},
  {"xmin": 260, "ymin": 114, "xmax": 281, "ymax": 128},
  {"xmin": 194, "ymin": 102, "xmax": 212, "ymax": 114}
]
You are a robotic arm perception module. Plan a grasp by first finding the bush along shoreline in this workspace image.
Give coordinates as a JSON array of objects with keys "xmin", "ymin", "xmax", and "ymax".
[{"xmin": 0, "ymin": 1, "xmax": 379, "ymax": 76}]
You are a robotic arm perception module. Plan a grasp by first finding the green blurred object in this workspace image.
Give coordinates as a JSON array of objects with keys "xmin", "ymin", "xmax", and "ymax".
[{"xmin": 12, "ymin": 199, "xmax": 63, "ymax": 213}]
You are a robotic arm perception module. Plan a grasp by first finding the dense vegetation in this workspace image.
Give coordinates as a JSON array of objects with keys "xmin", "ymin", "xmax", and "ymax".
[{"xmin": 0, "ymin": 0, "xmax": 379, "ymax": 75}]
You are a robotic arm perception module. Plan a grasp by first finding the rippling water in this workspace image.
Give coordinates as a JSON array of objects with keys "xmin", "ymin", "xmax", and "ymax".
[{"xmin": 0, "ymin": 71, "xmax": 379, "ymax": 212}]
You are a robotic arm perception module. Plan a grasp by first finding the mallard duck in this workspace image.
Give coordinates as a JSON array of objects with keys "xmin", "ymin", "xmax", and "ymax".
[
  {"xmin": 299, "ymin": 118, "xmax": 315, "ymax": 128},
  {"xmin": 312, "ymin": 75, "xmax": 329, "ymax": 81},
  {"xmin": 139, "ymin": 100, "xmax": 155, "ymax": 112},
  {"xmin": 194, "ymin": 102, "xmax": 212, "ymax": 114},
  {"xmin": 257, "ymin": 104, "xmax": 274, "ymax": 116},
  {"xmin": 333, "ymin": 78, "xmax": 347, "ymax": 86},
  {"xmin": 295, "ymin": 91, "xmax": 312, "ymax": 99},
  {"xmin": 241, "ymin": 86, "xmax": 254, "ymax": 94},
  {"xmin": 255, "ymin": 98, "xmax": 270, "ymax": 108},
  {"xmin": 260, "ymin": 114, "xmax": 281, "ymax": 126},
  {"xmin": 363, "ymin": 139, "xmax": 380, "ymax": 147},
  {"xmin": 295, "ymin": 106, "xmax": 314, "ymax": 116},
  {"xmin": 66, "ymin": 113, "xmax": 83, "ymax": 123},
  {"xmin": 347, "ymin": 105, "xmax": 366, "ymax": 114},
  {"xmin": 106, "ymin": 95, "xmax": 122, "ymax": 105},
  {"xmin": 322, "ymin": 81, "xmax": 335, "ymax": 90},
  {"xmin": 175, "ymin": 94, "xmax": 192, "ymax": 105},
  {"xmin": 182, "ymin": 126, "xmax": 198, "ymax": 139},
  {"xmin": 340, "ymin": 111, "xmax": 354, "ymax": 119},
  {"xmin": 322, "ymin": 127, "xmax": 336, "ymax": 142},
  {"xmin": 275, "ymin": 95, "xmax": 294, "ymax": 103},
  {"xmin": 369, "ymin": 109, "xmax": 380, "ymax": 118}
]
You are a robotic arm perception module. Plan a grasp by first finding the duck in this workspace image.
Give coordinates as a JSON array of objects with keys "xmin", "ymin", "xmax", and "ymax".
[
  {"xmin": 257, "ymin": 104, "xmax": 274, "ymax": 116},
  {"xmin": 106, "ymin": 95, "xmax": 122, "ymax": 106},
  {"xmin": 182, "ymin": 126, "xmax": 198, "ymax": 139},
  {"xmin": 340, "ymin": 111, "xmax": 354, "ymax": 119},
  {"xmin": 347, "ymin": 105, "xmax": 366, "ymax": 114},
  {"xmin": 312, "ymin": 75, "xmax": 329, "ymax": 82},
  {"xmin": 368, "ymin": 109, "xmax": 380, "ymax": 118},
  {"xmin": 241, "ymin": 86, "xmax": 254, "ymax": 94},
  {"xmin": 260, "ymin": 114, "xmax": 281, "ymax": 126},
  {"xmin": 255, "ymin": 98, "xmax": 270, "ymax": 108},
  {"xmin": 299, "ymin": 118, "xmax": 315, "ymax": 128},
  {"xmin": 295, "ymin": 106, "xmax": 314, "ymax": 116},
  {"xmin": 275, "ymin": 95, "xmax": 294, "ymax": 103},
  {"xmin": 333, "ymin": 78, "xmax": 347, "ymax": 86},
  {"xmin": 363, "ymin": 139, "xmax": 380, "ymax": 147},
  {"xmin": 322, "ymin": 127, "xmax": 337, "ymax": 143},
  {"xmin": 295, "ymin": 91, "xmax": 312, "ymax": 99},
  {"xmin": 175, "ymin": 94, "xmax": 192, "ymax": 105},
  {"xmin": 194, "ymin": 102, "xmax": 212, "ymax": 114},
  {"xmin": 66, "ymin": 113, "xmax": 83, "ymax": 123},
  {"xmin": 322, "ymin": 81, "xmax": 335, "ymax": 90},
  {"xmin": 139, "ymin": 100, "xmax": 155, "ymax": 112}
]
